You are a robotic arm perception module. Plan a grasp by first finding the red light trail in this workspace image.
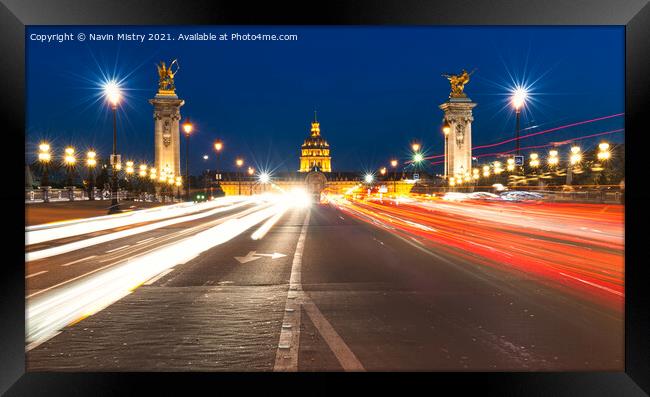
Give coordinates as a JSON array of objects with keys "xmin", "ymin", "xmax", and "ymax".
[
  {"xmin": 329, "ymin": 195, "xmax": 624, "ymax": 311},
  {"xmin": 419, "ymin": 113, "xmax": 624, "ymax": 162}
]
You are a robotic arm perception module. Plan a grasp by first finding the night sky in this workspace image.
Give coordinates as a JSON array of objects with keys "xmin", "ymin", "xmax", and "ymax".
[{"xmin": 26, "ymin": 26, "xmax": 624, "ymax": 174}]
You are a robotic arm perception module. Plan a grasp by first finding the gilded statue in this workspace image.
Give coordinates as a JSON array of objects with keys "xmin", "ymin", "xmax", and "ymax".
[
  {"xmin": 442, "ymin": 68, "xmax": 476, "ymax": 98},
  {"xmin": 156, "ymin": 59, "xmax": 179, "ymax": 94}
]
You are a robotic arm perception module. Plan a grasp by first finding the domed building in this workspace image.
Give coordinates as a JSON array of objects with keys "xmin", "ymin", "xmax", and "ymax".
[{"xmin": 299, "ymin": 115, "xmax": 332, "ymax": 172}]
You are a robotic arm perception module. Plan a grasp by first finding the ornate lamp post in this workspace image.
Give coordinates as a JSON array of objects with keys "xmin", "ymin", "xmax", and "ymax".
[
  {"xmin": 64, "ymin": 147, "xmax": 76, "ymax": 201},
  {"xmin": 86, "ymin": 150, "xmax": 97, "ymax": 200},
  {"xmin": 236, "ymin": 158, "xmax": 244, "ymax": 195},
  {"xmin": 511, "ymin": 87, "xmax": 527, "ymax": 177},
  {"xmin": 214, "ymin": 139, "xmax": 223, "ymax": 194},
  {"xmin": 202, "ymin": 155, "xmax": 209, "ymax": 198},
  {"xmin": 182, "ymin": 118, "xmax": 193, "ymax": 201},
  {"xmin": 149, "ymin": 167, "xmax": 157, "ymax": 201},
  {"xmin": 390, "ymin": 159, "xmax": 398, "ymax": 195},
  {"xmin": 38, "ymin": 142, "xmax": 51, "ymax": 203},
  {"xmin": 104, "ymin": 80, "xmax": 122, "ymax": 213},
  {"xmin": 442, "ymin": 121, "xmax": 451, "ymax": 179},
  {"xmin": 125, "ymin": 160, "xmax": 135, "ymax": 200},
  {"xmin": 247, "ymin": 166, "xmax": 254, "ymax": 195},
  {"xmin": 175, "ymin": 176, "xmax": 182, "ymax": 201}
]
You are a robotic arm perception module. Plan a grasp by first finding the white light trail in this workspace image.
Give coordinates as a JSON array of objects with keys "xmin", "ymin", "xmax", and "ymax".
[
  {"xmin": 26, "ymin": 202, "xmax": 288, "ymax": 348},
  {"xmin": 26, "ymin": 198, "xmax": 254, "ymax": 262},
  {"xmin": 26, "ymin": 196, "xmax": 247, "ymax": 245}
]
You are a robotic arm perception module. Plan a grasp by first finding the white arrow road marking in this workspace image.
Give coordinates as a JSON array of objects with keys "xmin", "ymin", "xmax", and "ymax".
[
  {"xmin": 235, "ymin": 251, "xmax": 262, "ymax": 263},
  {"xmin": 235, "ymin": 251, "xmax": 286, "ymax": 263}
]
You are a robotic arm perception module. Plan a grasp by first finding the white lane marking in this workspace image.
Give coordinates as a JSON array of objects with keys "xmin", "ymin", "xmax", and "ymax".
[
  {"xmin": 274, "ymin": 210, "xmax": 365, "ymax": 372},
  {"xmin": 144, "ymin": 268, "xmax": 175, "ymax": 285},
  {"xmin": 303, "ymin": 301, "xmax": 365, "ymax": 371},
  {"xmin": 105, "ymin": 245, "xmax": 130, "ymax": 253},
  {"xmin": 26, "ymin": 271, "xmax": 48, "ymax": 279},
  {"xmin": 61, "ymin": 255, "xmax": 97, "ymax": 267},
  {"xmin": 274, "ymin": 210, "xmax": 310, "ymax": 372},
  {"xmin": 26, "ymin": 261, "xmax": 122, "ymax": 299},
  {"xmin": 135, "ymin": 237, "xmax": 155, "ymax": 245},
  {"xmin": 559, "ymin": 272, "xmax": 623, "ymax": 297}
]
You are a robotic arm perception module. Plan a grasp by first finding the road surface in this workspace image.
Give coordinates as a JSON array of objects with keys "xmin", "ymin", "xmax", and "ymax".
[{"xmin": 25, "ymin": 193, "xmax": 624, "ymax": 371}]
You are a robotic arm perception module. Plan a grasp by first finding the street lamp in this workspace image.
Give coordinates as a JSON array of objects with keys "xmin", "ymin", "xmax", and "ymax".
[
  {"xmin": 64, "ymin": 147, "xmax": 76, "ymax": 201},
  {"xmin": 247, "ymin": 166, "xmax": 255, "ymax": 195},
  {"xmin": 202, "ymin": 155, "xmax": 209, "ymax": 198},
  {"xmin": 236, "ymin": 158, "xmax": 244, "ymax": 195},
  {"xmin": 182, "ymin": 118, "xmax": 194, "ymax": 201},
  {"xmin": 214, "ymin": 139, "xmax": 223, "ymax": 192},
  {"xmin": 411, "ymin": 142, "xmax": 421, "ymax": 153},
  {"xmin": 364, "ymin": 173, "xmax": 374, "ymax": 184},
  {"xmin": 597, "ymin": 142, "xmax": 611, "ymax": 160},
  {"xmin": 511, "ymin": 87, "xmax": 528, "ymax": 158},
  {"xmin": 86, "ymin": 150, "xmax": 97, "ymax": 200},
  {"xmin": 390, "ymin": 159, "xmax": 398, "ymax": 195},
  {"xmin": 529, "ymin": 153, "xmax": 540, "ymax": 168},
  {"xmin": 104, "ymin": 80, "xmax": 122, "ymax": 213},
  {"xmin": 442, "ymin": 120, "xmax": 450, "ymax": 178},
  {"xmin": 38, "ymin": 142, "xmax": 51, "ymax": 202}
]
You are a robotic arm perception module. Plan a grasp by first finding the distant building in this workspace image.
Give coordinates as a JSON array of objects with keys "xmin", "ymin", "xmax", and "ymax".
[{"xmin": 299, "ymin": 115, "xmax": 332, "ymax": 173}]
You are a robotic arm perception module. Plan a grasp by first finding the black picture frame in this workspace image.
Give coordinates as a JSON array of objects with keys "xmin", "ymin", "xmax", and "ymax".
[{"xmin": 2, "ymin": 0, "xmax": 648, "ymax": 395}]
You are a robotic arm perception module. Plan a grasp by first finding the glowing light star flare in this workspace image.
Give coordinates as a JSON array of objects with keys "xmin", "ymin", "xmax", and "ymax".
[
  {"xmin": 511, "ymin": 87, "xmax": 528, "ymax": 110},
  {"xmin": 103, "ymin": 80, "xmax": 121, "ymax": 106}
]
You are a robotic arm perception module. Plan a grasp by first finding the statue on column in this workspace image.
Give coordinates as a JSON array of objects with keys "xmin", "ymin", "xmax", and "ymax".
[
  {"xmin": 442, "ymin": 68, "xmax": 476, "ymax": 98},
  {"xmin": 156, "ymin": 59, "xmax": 180, "ymax": 94}
]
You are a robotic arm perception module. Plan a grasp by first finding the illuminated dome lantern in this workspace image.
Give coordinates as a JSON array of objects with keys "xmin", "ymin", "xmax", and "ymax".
[{"xmin": 299, "ymin": 113, "xmax": 332, "ymax": 172}]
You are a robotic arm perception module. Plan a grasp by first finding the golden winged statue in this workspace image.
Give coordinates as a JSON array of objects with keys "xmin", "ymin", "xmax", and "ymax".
[
  {"xmin": 442, "ymin": 68, "xmax": 476, "ymax": 98},
  {"xmin": 156, "ymin": 59, "xmax": 180, "ymax": 94}
]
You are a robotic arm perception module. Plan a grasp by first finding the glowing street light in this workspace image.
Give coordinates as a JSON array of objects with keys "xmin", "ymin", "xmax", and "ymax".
[
  {"xmin": 506, "ymin": 157, "xmax": 515, "ymax": 172},
  {"xmin": 182, "ymin": 118, "xmax": 194, "ymax": 201},
  {"xmin": 259, "ymin": 172, "xmax": 271, "ymax": 184},
  {"xmin": 570, "ymin": 146, "xmax": 582, "ymax": 165},
  {"xmin": 597, "ymin": 142, "xmax": 611, "ymax": 160},
  {"xmin": 364, "ymin": 173, "xmax": 374, "ymax": 184},
  {"xmin": 529, "ymin": 153, "xmax": 540, "ymax": 168},
  {"xmin": 411, "ymin": 142, "xmax": 421, "ymax": 152},
  {"xmin": 103, "ymin": 80, "xmax": 122, "ymax": 213},
  {"xmin": 380, "ymin": 167, "xmax": 387, "ymax": 176},
  {"xmin": 64, "ymin": 147, "xmax": 76, "ymax": 165},
  {"xmin": 442, "ymin": 121, "xmax": 450, "ymax": 178},
  {"xmin": 37, "ymin": 141, "xmax": 52, "ymax": 201},
  {"xmin": 472, "ymin": 168, "xmax": 480, "ymax": 180},
  {"xmin": 248, "ymin": 166, "xmax": 255, "ymax": 176},
  {"xmin": 482, "ymin": 165, "xmax": 490, "ymax": 178},
  {"xmin": 413, "ymin": 153, "xmax": 424, "ymax": 163},
  {"xmin": 139, "ymin": 164, "xmax": 147, "ymax": 177},
  {"xmin": 511, "ymin": 86, "xmax": 528, "ymax": 156},
  {"xmin": 125, "ymin": 160, "xmax": 134, "ymax": 174},
  {"xmin": 236, "ymin": 158, "xmax": 244, "ymax": 195},
  {"xmin": 548, "ymin": 149, "xmax": 559, "ymax": 166}
]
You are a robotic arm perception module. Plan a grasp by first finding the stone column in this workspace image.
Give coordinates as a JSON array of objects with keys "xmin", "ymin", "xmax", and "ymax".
[
  {"xmin": 149, "ymin": 94, "xmax": 185, "ymax": 185},
  {"xmin": 439, "ymin": 98, "xmax": 477, "ymax": 179}
]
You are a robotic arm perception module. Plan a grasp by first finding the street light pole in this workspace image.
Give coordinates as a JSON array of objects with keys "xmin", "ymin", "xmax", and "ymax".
[
  {"xmin": 236, "ymin": 158, "xmax": 244, "ymax": 195},
  {"xmin": 103, "ymin": 80, "xmax": 122, "ymax": 214},
  {"xmin": 182, "ymin": 118, "xmax": 193, "ymax": 202}
]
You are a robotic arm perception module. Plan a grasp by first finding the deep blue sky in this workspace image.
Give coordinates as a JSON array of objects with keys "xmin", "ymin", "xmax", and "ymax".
[{"xmin": 26, "ymin": 26, "xmax": 624, "ymax": 174}]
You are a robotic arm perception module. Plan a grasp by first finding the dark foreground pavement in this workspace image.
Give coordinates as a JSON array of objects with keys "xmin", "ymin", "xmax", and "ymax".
[{"xmin": 27, "ymin": 204, "xmax": 623, "ymax": 371}]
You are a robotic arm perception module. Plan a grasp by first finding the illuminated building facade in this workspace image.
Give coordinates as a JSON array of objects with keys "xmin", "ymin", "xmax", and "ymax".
[{"xmin": 299, "ymin": 116, "xmax": 332, "ymax": 172}]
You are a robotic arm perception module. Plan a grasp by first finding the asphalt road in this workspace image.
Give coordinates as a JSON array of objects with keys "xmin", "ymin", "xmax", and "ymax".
[{"xmin": 25, "ymin": 197, "xmax": 623, "ymax": 371}]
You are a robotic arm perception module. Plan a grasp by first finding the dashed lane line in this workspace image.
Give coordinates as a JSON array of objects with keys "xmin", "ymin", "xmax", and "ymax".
[
  {"xmin": 26, "ymin": 271, "xmax": 48, "ymax": 279},
  {"xmin": 61, "ymin": 255, "xmax": 97, "ymax": 267},
  {"xmin": 105, "ymin": 245, "xmax": 130, "ymax": 253}
]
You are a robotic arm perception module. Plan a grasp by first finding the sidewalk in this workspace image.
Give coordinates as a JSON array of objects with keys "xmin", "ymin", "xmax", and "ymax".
[{"xmin": 25, "ymin": 200, "xmax": 172, "ymax": 226}]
